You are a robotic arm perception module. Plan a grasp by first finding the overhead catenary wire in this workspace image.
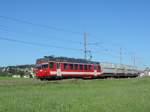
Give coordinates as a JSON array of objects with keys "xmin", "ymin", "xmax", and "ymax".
[
  {"xmin": 0, "ymin": 27, "xmax": 83, "ymax": 45},
  {"xmin": 0, "ymin": 24, "xmax": 9, "ymax": 31},
  {"xmin": 0, "ymin": 26, "xmax": 116, "ymax": 59},
  {"xmin": 0, "ymin": 24, "xmax": 8, "ymax": 28},
  {"xmin": 0, "ymin": 28, "xmax": 8, "ymax": 32},
  {"xmin": 0, "ymin": 15, "xmax": 83, "ymax": 35},
  {"xmin": 0, "ymin": 17, "xmax": 102, "ymax": 46},
  {"xmin": 0, "ymin": 36, "xmax": 83, "ymax": 51},
  {"xmin": 0, "ymin": 35, "xmax": 119, "ymax": 60}
]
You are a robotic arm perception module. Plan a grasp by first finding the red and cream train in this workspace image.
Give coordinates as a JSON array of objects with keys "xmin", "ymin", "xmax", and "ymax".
[{"xmin": 35, "ymin": 56, "xmax": 102, "ymax": 80}]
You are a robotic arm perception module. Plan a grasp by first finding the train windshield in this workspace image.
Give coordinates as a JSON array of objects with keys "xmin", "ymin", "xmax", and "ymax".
[
  {"xmin": 36, "ymin": 65, "xmax": 42, "ymax": 70},
  {"xmin": 42, "ymin": 64, "xmax": 48, "ymax": 69}
]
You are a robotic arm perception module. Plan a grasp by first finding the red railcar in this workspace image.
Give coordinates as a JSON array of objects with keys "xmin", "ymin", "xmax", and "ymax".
[{"xmin": 35, "ymin": 56, "xmax": 102, "ymax": 80}]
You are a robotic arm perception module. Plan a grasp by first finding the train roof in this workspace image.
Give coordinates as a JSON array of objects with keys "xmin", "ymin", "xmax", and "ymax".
[{"xmin": 36, "ymin": 56, "xmax": 99, "ymax": 64}]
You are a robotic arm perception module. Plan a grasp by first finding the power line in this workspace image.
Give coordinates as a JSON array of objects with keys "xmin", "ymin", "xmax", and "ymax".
[
  {"xmin": 0, "ymin": 16, "xmax": 83, "ymax": 35},
  {"xmin": 0, "ymin": 24, "xmax": 8, "ymax": 28},
  {"xmin": 0, "ymin": 27, "xmax": 83, "ymax": 45},
  {"xmin": 0, "ymin": 26, "xmax": 115, "ymax": 60},
  {"xmin": 0, "ymin": 25, "xmax": 9, "ymax": 31},
  {"xmin": 0, "ymin": 36, "xmax": 119, "ymax": 62},
  {"xmin": 0, "ymin": 28, "xmax": 8, "ymax": 32},
  {"xmin": 0, "ymin": 36, "xmax": 83, "ymax": 51}
]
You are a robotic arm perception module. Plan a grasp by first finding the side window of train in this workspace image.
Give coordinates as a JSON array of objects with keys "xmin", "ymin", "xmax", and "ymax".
[
  {"xmin": 57, "ymin": 63, "xmax": 60, "ymax": 69},
  {"xmin": 89, "ymin": 65, "xmax": 92, "ymax": 70},
  {"xmin": 74, "ymin": 64, "xmax": 78, "ymax": 70},
  {"xmin": 79, "ymin": 64, "xmax": 83, "ymax": 70},
  {"xmin": 49, "ymin": 62, "xmax": 54, "ymax": 69},
  {"xmin": 64, "ymin": 63, "xmax": 68, "ymax": 70},
  {"xmin": 70, "ymin": 64, "xmax": 73, "ymax": 70},
  {"xmin": 84, "ymin": 65, "xmax": 88, "ymax": 70}
]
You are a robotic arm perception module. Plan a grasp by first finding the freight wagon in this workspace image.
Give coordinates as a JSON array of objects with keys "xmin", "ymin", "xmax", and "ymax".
[{"xmin": 100, "ymin": 62, "xmax": 139, "ymax": 78}]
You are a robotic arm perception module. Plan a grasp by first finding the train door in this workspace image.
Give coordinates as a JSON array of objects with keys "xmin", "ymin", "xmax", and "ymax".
[
  {"xmin": 94, "ymin": 64, "xmax": 97, "ymax": 76},
  {"xmin": 56, "ymin": 63, "xmax": 62, "ymax": 76}
]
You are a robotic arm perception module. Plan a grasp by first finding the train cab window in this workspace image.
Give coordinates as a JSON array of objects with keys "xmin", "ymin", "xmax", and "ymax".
[
  {"xmin": 42, "ymin": 64, "xmax": 48, "ymax": 69},
  {"xmin": 36, "ymin": 65, "xmax": 41, "ymax": 70},
  {"xmin": 74, "ymin": 64, "xmax": 78, "ymax": 70},
  {"xmin": 84, "ymin": 65, "xmax": 88, "ymax": 70},
  {"xmin": 49, "ymin": 62, "xmax": 54, "ymax": 69},
  {"xmin": 70, "ymin": 64, "xmax": 73, "ymax": 70},
  {"xmin": 64, "ymin": 63, "xmax": 69, "ymax": 70},
  {"xmin": 79, "ymin": 65, "xmax": 83, "ymax": 70}
]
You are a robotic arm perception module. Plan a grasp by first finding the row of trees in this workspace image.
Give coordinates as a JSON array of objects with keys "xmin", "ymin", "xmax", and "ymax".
[{"xmin": 0, "ymin": 64, "xmax": 35, "ymax": 77}]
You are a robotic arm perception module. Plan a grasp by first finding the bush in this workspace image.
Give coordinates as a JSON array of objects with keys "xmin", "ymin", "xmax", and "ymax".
[{"xmin": 0, "ymin": 72, "xmax": 12, "ymax": 77}]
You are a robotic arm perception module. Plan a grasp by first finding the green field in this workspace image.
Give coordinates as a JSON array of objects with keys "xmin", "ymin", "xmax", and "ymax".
[{"xmin": 0, "ymin": 77, "xmax": 150, "ymax": 112}]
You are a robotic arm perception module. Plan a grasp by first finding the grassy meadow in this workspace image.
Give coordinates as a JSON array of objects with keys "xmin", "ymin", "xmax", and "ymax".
[{"xmin": 0, "ymin": 77, "xmax": 150, "ymax": 112}]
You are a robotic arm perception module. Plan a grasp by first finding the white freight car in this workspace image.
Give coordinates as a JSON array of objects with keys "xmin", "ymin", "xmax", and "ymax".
[{"xmin": 100, "ymin": 62, "xmax": 139, "ymax": 77}]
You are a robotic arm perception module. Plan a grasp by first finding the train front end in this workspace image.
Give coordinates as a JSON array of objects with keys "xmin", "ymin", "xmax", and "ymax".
[{"xmin": 35, "ymin": 63, "xmax": 51, "ymax": 79}]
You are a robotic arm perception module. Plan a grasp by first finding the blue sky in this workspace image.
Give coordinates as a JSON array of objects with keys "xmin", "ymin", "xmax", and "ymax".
[{"xmin": 0, "ymin": 0, "xmax": 149, "ymax": 67}]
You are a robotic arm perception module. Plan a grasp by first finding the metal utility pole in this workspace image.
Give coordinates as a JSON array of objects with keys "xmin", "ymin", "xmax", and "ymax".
[
  {"xmin": 120, "ymin": 47, "xmax": 122, "ymax": 65},
  {"xmin": 84, "ymin": 32, "xmax": 87, "ymax": 60},
  {"xmin": 133, "ymin": 56, "xmax": 136, "ymax": 66},
  {"xmin": 87, "ymin": 50, "xmax": 92, "ymax": 61}
]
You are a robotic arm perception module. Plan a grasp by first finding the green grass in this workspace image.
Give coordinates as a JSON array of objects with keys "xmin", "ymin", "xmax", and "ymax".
[
  {"xmin": 0, "ymin": 77, "xmax": 150, "ymax": 112},
  {"xmin": 0, "ymin": 72, "xmax": 11, "ymax": 77}
]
